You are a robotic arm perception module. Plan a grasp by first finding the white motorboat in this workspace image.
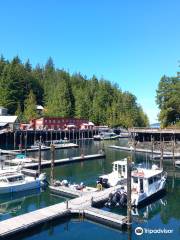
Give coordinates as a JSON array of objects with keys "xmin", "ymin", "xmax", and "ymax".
[
  {"xmin": 97, "ymin": 159, "xmax": 128, "ymax": 188},
  {"xmin": 0, "ymin": 171, "xmax": 46, "ymax": 194},
  {"xmin": 31, "ymin": 141, "xmax": 47, "ymax": 149},
  {"xmin": 10, "ymin": 154, "xmax": 33, "ymax": 165},
  {"xmin": 51, "ymin": 139, "xmax": 70, "ymax": 147},
  {"xmin": 105, "ymin": 164, "xmax": 167, "ymax": 207},
  {"xmin": 93, "ymin": 132, "xmax": 119, "ymax": 141}
]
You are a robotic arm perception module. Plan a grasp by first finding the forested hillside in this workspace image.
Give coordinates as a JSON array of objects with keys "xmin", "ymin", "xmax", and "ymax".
[
  {"xmin": 156, "ymin": 75, "xmax": 180, "ymax": 127},
  {"xmin": 0, "ymin": 56, "xmax": 149, "ymax": 128}
]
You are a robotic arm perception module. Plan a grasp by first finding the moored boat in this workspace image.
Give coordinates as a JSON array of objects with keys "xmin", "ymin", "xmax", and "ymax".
[
  {"xmin": 105, "ymin": 164, "xmax": 167, "ymax": 207},
  {"xmin": 0, "ymin": 171, "xmax": 46, "ymax": 194},
  {"xmin": 93, "ymin": 132, "xmax": 119, "ymax": 141},
  {"xmin": 97, "ymin": 159, "xmax": 128, "ymax": 188}
]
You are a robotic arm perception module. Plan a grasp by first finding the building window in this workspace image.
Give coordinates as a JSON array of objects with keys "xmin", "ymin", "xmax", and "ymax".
[{"xmin": 49, "ymin": 120, "xmax": 51, "ymax": 123}]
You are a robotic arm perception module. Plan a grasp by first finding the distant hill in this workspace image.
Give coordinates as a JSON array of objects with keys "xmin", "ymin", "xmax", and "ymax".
[{"xmin": 150, "ymin": 123, "xmax": 160, "ymax": 128}]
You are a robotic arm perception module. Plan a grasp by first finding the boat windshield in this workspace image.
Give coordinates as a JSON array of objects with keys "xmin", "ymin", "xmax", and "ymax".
[{"xmin": 7, "ymin": 175, "xmax": 24, "ymax": 183}]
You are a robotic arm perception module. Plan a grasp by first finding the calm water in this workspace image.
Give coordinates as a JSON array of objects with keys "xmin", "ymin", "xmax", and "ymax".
[{"xmin": 0, "ymin": 139, "xmax": 180, "ymax": 239}]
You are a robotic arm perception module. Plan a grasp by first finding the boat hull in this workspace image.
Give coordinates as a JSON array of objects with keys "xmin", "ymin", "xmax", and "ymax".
[
  {"xmin": 0, "ymin": 180, "xmax": 41, "ymax": 194},
  {"xmin": 134, "ymin": 188, "xmax": 166, "ymax": 208}
]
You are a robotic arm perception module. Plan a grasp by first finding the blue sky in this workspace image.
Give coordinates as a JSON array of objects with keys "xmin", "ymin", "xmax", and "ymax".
[{"xmin": 0, "ymin": 0, "xmax": 180, "ymax": 123}]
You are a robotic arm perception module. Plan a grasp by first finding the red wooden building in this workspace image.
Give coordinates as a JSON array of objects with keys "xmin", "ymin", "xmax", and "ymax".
[{"xmin": 30, "ymin": 117, "xmax": 94, "ymax": 130}]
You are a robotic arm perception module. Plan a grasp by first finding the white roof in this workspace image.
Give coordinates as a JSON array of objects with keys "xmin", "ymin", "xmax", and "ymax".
[
  {"xmin": 0, "ymin": 116, "xmax": 18, "ymax": 123},
  {"xmin": 132, "ymin": 168, "xmax": 163, "ymax": 179},
  {"xmin": 88, "ymin": 121, "xmax": 94, "ymax": 126},
  {"xmin": 113, "ymin": 159, "xmax": 127, "ymax": 165},
  {"xmin": 36, "ymin": 105, "xmax": 44, "ymax": 110}
]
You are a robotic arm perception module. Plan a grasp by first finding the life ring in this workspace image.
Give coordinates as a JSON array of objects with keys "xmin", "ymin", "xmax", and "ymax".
[{"xmin": 137, "ymin": 171, "xmax": 144, "ymax": 177}]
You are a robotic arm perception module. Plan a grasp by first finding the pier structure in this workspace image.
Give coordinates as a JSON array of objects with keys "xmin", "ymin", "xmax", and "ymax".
[
  {"xmin": 129, "ymin": 127, "xmax": 180, "ymax": 142},
  {"xmin": 0, "ymin": 186, "xmax": 127, "ymax": 238},
  {"xmin": 0, "ymin": 129, "xmax": 99, "ymax": 148}
]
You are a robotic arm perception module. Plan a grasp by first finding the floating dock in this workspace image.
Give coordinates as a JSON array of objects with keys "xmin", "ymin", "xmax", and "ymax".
[
  {"xmin": 0, "ymin": 186, "xmax": 127, "ymax": 238},
  {"xmin": 109, "ymin": 145, "xmax": 172, "ymax": 155},
  {"xmin": 5, "ymin": 153, "xmax": 106, "ymax": 169},
  {"xmin": 152, "ymin": 154, "xmax": 180, "ymax": 160},
  {"xmin": 0, "ymin": 143, "xmax": 78, "ymax": 155}
]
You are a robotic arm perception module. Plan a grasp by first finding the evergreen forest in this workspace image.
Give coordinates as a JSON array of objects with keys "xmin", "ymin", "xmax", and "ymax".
[
  {"xmin": 156, "ymin": 74, "xmax": 180, "ymax": 127},
  {"xmin": 0, "ymin": 55, "xmax": 149, "ymax": 128}
]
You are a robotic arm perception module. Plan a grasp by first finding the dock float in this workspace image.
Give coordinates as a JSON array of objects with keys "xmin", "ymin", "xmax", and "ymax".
[
  {"xmin": 5, "ymin": 153, "xmax": 106, "ymax": 169},
  {"xmin": 0, "ymin": 143, "xmax": 78, "ymax": 155},
  {"xmin": 109, "ymin": 145, "xmax": 172, "ymax": 155},
  {"xmin": 152, "ymin": 154, "xmax": 180, "ymax": 160},
  {"xmin": 0, "ymin": 186, "xmax": 127, "ymax": 238}
]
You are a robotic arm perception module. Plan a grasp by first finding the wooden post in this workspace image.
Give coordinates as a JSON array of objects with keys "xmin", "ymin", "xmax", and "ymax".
[
  {"xmin": 50, "ymin": 144, "xmax": 55, "ymax": 185},
  {"xmin": 20, "ymin": 133, "xmax": 23, "ymax": 153},
  {"xmin": 127, "ymin": 156, "xmax": 132, "ymax": 230},
  {"xmin": 172, "ymin": 135, "xmax": 175, "ymax": 167},
  {"xmin": 14, "ymin": 131, "xmax": 16, "ymax": 150},
  {"xmin": 160, "ymin": 134, "xmax": 163, "ymax": 169},
  {"xmin": 60, "ymin": 130, "xmax": 61, "ymax": 140},
  {"xmin": 51, "ymin": 130, "xmax": 53, "ymax": 144},
  {"xmin": 151, "ymin": 135, "xmax": 154, "ymax": 160},
  {"xmin": 34, "ymin": 130, "xmax": 36, "ymax": 144},
  {"xmin": 38, "ymin": 136, "xmax": 42, "ymax": 175},
  {"xmin": 24, "ymin": 132, "xmax": 27, "ymax": 156},
  {"xmin": 73, "ymin": 129, "xmax": 74, "ymax": 141}
]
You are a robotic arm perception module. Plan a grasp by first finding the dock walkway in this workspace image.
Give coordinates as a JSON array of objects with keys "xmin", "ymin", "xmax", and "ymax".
[
  {"xmin": 0, "ymin": 186, "xmax": 127, "ymax": 238},
  {"xmin": 0, "ymin": 143, "xmax": 78, "ymax": 155},
  {"xmin": 13, "ymin": 153, "xmax": 105, "ymax": 169},
  {"xmin": 109, "ymin": 145, "xmax": 172, "ymax": 155}
]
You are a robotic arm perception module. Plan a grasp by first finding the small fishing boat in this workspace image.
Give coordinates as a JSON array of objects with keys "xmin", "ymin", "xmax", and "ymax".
[
  {"xmin": 31, "ymin": 141, "xmax": 47, "ymax": 149},
  {"xmin": 0, "ymin": 170, "xmax": 46, "ymax": 194},
  {"xmin": 97, "ymin": 159, "xmax": 128, "ymax": 188},
  {"xmin": 105, "ymin": 164, "xmax": 167, "ymax": 207},
  {"xmin": 93, "ymin": 132, "xmax": 119, "ymax": 141}
]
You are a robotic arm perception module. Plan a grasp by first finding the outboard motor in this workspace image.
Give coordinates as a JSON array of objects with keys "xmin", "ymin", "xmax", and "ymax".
[
  {"xmin": 105, "ymin": 193, "xmax": 116, "ymax": 207},
  {"xmin": 119, "ymin": 192, "xmax": 127, "ymax": 206}
]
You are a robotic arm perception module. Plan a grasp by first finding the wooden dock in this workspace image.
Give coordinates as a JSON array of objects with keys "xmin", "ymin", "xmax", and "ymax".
[
  {"xmin": 109, "ymin": 145, "xmax": 172, "ymax": 155},
  {"xmin": 0, "ymin": 143, "xmax": 78, "ymax": 155},
  {"xmin": 0, "ymin": 186, "xmax": 127, "ymax": 238},
  {"xmin": 152, "ymin": 154, "xmax": 180, "ymax": 160},
  {"xmin": 5, "ymin": 153, "xmax": 106, "ymax": 169}
]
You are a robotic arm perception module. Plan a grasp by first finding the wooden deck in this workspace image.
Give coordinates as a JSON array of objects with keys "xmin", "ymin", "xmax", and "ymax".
[
  {"xmin": 129, "ymin": 127, "xmax": 180, "ymax": 134},
  {"xmin": 5, "ymin": 153, "xmax": 105, "ymax": 169},
  {"xmin": 0, "ymin": 185, "xmax": 127, "ymax": 238}
]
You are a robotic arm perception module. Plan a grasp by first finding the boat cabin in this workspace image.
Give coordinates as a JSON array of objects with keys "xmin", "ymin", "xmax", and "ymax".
[
  {"xmin": 112, "ymin": 159, "xmax": 127, "ymax": 178},
  {"xmin": 131, "ymin": 166, "xmax": 163, "ymax": 194}
]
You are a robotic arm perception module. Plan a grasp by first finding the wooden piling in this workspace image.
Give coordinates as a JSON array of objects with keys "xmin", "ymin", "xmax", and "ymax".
[
  {"xmin": 20, "ymin": 133, "xmax": 23, "ymax": 153},
  {"xmin": 14, "ymin": 131, "xmax": 16, "ymax": 150},
  {"xmin": 160, "ymin": 134, "xmax": 163, "ymax": 169},
  {"xmin": 51, "ymin": 130, "xmax": 53, "ymax": 144},
  {"xmin": 38, "ymin": 136, "xmax": 42, "ymax": 175},
  {"xmin": 172, "ymin": 135, "xmax": 175, "ymax": 167},
  {"xmin": 50, "ymin": 144, "xmax": 55, "ymax": 185},
  {"xmin": 151, "ymin": 135, "xmax": 154, "ymax": 159},
  {"xmin": 127, "ymin": 156, "xmax": 132, "ymax": 230},
  {"xmin": 24, "ymin": 132, "xmax": 27, "ymax": 156}
]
